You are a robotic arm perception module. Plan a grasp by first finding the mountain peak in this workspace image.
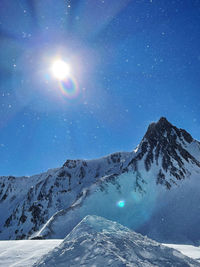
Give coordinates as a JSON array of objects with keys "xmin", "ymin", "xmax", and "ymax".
[
  {"xmin": 144, "ymin": 117, "xmax": 193, "ymax": 144},
  {"xmin": 158, "ymin": 116, "xmax": 171, "ymax": 125},
  {"xmin": 154, "ymin": 116, "xmax": 172, "ymax": 129},
  {"xmin": 128, "ymin": 117, "xmax": 200, "ymax": 188},
  {"xmin": 156, "ymin": 116, "xmax": 174, "ymax": 132},
  {"xmin": 145, "ymin": 117, "xmax": 174, "ymax": 137}
]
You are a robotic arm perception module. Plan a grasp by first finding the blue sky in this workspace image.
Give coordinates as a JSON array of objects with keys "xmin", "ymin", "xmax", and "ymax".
[{"xmin": 0, "ymin": 0, "xmax": 200, "ymax": 176}]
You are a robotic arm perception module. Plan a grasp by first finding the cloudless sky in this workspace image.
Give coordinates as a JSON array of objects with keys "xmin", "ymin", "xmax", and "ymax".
[{"xmin": 0, "ymin": 0, "xmax": 200, "ymax": 176}]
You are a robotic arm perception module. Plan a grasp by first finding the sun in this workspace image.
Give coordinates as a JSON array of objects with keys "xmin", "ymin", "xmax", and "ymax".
[{"xmin": 51, "ymin": 59, "xmax": 70, "ymax": 80}]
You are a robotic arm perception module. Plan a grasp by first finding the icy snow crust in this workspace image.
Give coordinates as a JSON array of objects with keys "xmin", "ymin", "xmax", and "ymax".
[{"xmin": 34, "ymin": 215, "xmax": 200, "ymax": 267}]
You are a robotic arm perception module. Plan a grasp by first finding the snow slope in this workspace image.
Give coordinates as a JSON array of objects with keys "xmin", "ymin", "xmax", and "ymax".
[
  {"xmin": 0, "ymin": 241, "xmax": 199, "ymax": 267},
  {"xmin": 164, "ymin": 244, "xmax": 200, "ymax": 262},
  {"xmin": 0, "ymin": 239, "xmax": 62, "ymax": 267},
  {"xmin": 34, "ymin": 215, "xmax": 200, "ymax": 267}
]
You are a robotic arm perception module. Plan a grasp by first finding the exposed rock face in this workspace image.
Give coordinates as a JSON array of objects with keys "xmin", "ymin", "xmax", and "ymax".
[
  {"xmin": 0, "ymin": 117, "xmax": 200, "ymax": 240},
  {"xmin": 129, "ymin": 117, "xmax": 200, "ymax": 189}
]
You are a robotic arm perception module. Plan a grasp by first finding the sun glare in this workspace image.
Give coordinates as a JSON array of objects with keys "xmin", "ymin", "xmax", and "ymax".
[{"xmin": 51, "ymin": 59, "xmax": 70, "ymax": 80}]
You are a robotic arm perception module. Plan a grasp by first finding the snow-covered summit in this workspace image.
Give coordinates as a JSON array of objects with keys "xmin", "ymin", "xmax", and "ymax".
[{"xmin": 34, "ymin": 215, "xmax": 200, "ymax": 267}]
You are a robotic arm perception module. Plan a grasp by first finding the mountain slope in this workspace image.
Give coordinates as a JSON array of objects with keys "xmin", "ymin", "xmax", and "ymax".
[
  {"xmin": 0, "ymin": 117, "xmax": 200, "ymax": 242},
  {"xmin": 33, "ymin": 215, "xmax": 200, "ymax": 267},
  {"xmin": 0, "ymin": 152, "xmax": 135, "ymax": 240}
]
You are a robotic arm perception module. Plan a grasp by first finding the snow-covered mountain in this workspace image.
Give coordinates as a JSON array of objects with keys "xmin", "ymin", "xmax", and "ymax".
[
  {"xmin": 1, "ymin": 117, "xmax": 200, "ymax": 243},
  {"xmin": 33, "ymin": 215, "xmax": 200, "ymax": 267}
]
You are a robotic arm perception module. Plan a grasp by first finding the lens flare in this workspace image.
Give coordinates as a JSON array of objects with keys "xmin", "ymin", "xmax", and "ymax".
[
  {"xmin": 117, "ymin": 200, "xmax": 125, "ymax": 208},
  {"xmin": 58, "ymin": 76, "xmax": 79, "ymax": 99}
]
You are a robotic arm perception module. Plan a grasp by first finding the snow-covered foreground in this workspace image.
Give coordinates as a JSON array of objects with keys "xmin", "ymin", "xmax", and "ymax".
[
  {"xmin": 0, "ymin": 240, "xmax": 199, "ymax": 267},
  {"xmin": 0, "ymin": 239, "xmax": 62, "ymax": 267},
  {"xmin": 0, "ymin": 215, "xmax": 200, "ymax": 267},
  {"xmin": 164, "ymin": 244, "xmax": 200, "ymax": 262}
]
